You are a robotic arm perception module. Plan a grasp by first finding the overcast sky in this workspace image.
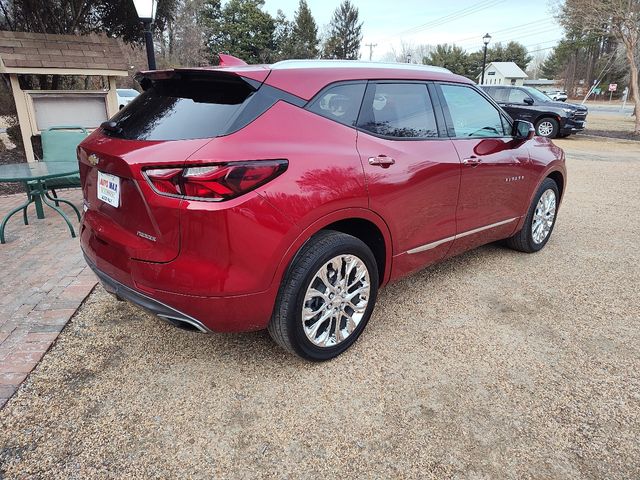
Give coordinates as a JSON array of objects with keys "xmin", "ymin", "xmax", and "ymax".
[{"xmin": 262, "ymin": 0, "xmax": 564, "ymax": 60}]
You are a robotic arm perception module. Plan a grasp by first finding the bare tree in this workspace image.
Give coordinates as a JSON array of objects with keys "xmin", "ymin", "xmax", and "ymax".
[
  {"xmin": 526, "ymin": 48, "xmax": 549, "ymax": 79},
  {"xmin": 380, "ymin": 41, "xmax": 433, "ymax": 64},
  {"xmin": 560, "ymin": 0, "xmax": 640, "ymax": 134}
]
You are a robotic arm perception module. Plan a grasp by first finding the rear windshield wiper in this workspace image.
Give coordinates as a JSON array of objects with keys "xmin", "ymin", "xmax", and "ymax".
[{"xmin": 100, "ymin": 121, "xmax": 123, "ymax": 135}]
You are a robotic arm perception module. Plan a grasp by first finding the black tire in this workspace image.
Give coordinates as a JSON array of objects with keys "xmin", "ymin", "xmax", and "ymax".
[
  {"xmin": 535, "ymin": 117, "xmax": 559, "ymax": 138},
  {"xmin": 268, "ymin": 230, "xmax": 379, "ymax": 361},
  {"xmin": 506, "ymin": 178, "xmax": 559, "ymax": 253},
  {"xmin": 557, "ymin": 132, "xmax": 571, "ymax": 138}
]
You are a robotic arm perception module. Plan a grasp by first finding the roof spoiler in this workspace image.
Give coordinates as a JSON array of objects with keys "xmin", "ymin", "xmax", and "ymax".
[
  {"xmin": 217, "ymin": 53, "xmax": 247, "ymax": 67},
  {"xmin": 134, "ymin": 67, "xmax": 264, "ymax": 92}
]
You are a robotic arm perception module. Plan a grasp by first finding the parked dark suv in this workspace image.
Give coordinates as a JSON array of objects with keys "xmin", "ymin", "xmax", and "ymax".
[{"xmin": 481, "ymin": 85, "xmax": 587, "ymax": 138}]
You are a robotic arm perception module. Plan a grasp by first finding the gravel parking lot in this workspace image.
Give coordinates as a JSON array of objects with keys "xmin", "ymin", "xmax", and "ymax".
[{"xmin": 1, "ymin": 136, "xmax": 639, "ymax": 479}]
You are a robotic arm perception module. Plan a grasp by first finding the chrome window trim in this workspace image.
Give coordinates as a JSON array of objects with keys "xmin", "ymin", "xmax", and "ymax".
[{"xmin": 407, "ymin": 217, "xmax": 519, "ymax": 254}]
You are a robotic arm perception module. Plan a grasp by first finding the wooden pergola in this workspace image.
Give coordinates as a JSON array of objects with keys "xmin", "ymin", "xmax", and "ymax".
[{"xmin": 0, "ymin": 31, "xmax": 129, "ymax": 162}]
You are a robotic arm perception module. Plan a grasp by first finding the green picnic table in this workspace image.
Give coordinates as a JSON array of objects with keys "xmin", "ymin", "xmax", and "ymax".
[{"xmin": 0, "ymin": 161, "xmax": 81, "ymax": 244}]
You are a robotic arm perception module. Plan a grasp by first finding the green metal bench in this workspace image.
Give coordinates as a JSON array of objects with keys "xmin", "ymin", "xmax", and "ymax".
[{"xmin": 21, "ymin": 126, "xmax": 86, "ymax": 221}]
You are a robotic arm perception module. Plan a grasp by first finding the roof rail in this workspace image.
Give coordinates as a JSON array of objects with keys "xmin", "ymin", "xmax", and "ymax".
[{"xmin": 270, "ymin": 59, "xmax": 451, "ymax": 73}]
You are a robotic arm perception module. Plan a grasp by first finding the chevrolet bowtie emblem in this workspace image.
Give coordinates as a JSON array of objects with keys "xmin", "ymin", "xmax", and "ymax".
[{"xmin": 88, "ymin": 154, "xmax": 100, "ymax": 166}]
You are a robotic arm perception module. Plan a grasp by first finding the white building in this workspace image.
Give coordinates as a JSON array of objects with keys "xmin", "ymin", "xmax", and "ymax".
[{"xmin": 478, "ymin": 62, "xmax": 528, "ymax": 86}]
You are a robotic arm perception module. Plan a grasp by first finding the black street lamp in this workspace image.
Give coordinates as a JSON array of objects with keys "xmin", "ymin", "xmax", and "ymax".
[
  {"xmin": 132, "ymin": 0, "xmax": 157, "ymax": 70},
  {"xmin": 480, "ymin": 33, "xmax": 491, "ymax": 85}
]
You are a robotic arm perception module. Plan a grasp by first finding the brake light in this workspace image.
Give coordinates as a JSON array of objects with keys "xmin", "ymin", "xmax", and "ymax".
[{"xmin": 144, "ymin": 161, "xmax": 287, "ymax": 201}]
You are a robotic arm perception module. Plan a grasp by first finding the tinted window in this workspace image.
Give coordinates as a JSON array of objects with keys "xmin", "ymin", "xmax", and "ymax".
[
  {"xmin": 491, "ymin": 88, "xmax": 509, "ymax": 103},
  {"xmin": 307, "ymin": 83, "xmax": 365, "ymax": 127},
  {"xmin": 482, "ymin": 86, "xmax": 496, "ymax": 97},
  {"xmin": 508, "ymin": 89, "xmax": 532, "ymax": 104},
  {"xmin": 440, "ymin": 84, "xmax": 506, "ymax": 138},
  {"xmin": 107, "ymin": 76, "xmax": 255, "ymax": 140},
  {"xmin": 358, "ymin": 83, "xmax": 438, "ymax": 138}
]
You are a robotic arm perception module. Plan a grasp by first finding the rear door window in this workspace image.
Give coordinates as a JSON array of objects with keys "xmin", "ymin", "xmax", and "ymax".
[
  {"xmin": 439, "ymin": 84, "xmax": 507, "ymax": 138},
  {"xmin": 357, "ymin": 83, "xmax": 438, "ymax": 139},
  {"xmin": 491, "ymin": 88, "xmax": 509, "ymax": 103},
  {"xmin": 482, "ymin": 86, "xmax": 496, "ymax": 97},
  {"xmin": 107, "ymin": 76, "xmax": 256, "ymax": 141}
]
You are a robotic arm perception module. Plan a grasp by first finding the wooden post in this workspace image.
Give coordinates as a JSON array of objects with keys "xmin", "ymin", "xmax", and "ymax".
[
  {"xmin": 106, "ymin": 76, "xmax": 118, "ymax": 118},
  {"xmin": 8, "ymin": 73, "xmax": 35, "ymax": 162}
]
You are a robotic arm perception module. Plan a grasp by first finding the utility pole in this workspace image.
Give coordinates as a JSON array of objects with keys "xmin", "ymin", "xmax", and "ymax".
[{"xmin": 365, "ymin": 43, "xmax": 377, "ymax": 61}]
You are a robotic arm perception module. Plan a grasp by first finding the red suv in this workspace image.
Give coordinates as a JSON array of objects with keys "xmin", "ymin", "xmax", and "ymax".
[{"xmin": 79, "ymin": 60, "xmax": 566, "ymax": 361}]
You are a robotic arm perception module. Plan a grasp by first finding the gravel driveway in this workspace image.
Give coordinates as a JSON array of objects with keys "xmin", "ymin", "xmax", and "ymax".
[{"xmin": 1, "ymin": 136, "xmax": 639, "ymax": 479}]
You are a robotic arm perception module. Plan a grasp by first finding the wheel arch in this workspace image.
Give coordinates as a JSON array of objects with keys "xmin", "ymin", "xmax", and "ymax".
[
  {"xmin": 274, "ymin": 208, "xmax": 393, "ymax": 289},
  {"xmin": 546, "ymin": 170, "xmax": 565, "ymax": 201},
  {"xmin": 534, "ymin": 112, "xmax": 562, "ymax": 127},
  {"xmin": 323, "ymin": 218, "xmax": 387, "ymax": 286},
  {"xmin": 513, "ymin": 166, "xmax": 566, "ymax": 235}
]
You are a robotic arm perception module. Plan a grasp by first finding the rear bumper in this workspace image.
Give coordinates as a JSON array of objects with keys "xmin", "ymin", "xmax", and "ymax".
[
  {"xmin": 81, "ymin": 239, "xmax": 280, "ymax": 333},
  {"xmin": 84, "ymin": 253, "xmax": 211, "ymax": 333}
]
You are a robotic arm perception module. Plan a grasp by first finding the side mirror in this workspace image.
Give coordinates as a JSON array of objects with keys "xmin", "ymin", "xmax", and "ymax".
[
  {"xmin": 523, "ymin": 97, "xmax": 534, "ymax": 105},
  {"xmin": 513, "ymin": 120, "xmax": 535, "ymax": 140}
]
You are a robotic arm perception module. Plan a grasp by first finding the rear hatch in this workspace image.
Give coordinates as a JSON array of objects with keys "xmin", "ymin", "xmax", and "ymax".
[{"xmin": 79, "ymin": 67, "xmax": 269, "ymax": 263}]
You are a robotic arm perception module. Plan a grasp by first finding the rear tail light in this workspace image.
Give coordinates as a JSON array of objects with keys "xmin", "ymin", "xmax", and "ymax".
[{"xmin": 144, "ymin": 160, "xmax": 287, "ymax": 201}]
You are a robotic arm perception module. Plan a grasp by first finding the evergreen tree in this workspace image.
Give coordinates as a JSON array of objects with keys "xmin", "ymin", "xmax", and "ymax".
[
  {"xmin": 201, "ymin": 0, "xmax": 275, "ymax": 64},
  {"xmin": 322, "ymin": 0, "xmax": 362, "ymax": 60},
  {"xmin": 540, "ymin": 44, "xmax": 568, "ymax": 79},
  {"xmin": 290, "ymin": 0, "xmax": 319, "ymax": 59},
  {"xmin": 273, "ymin": 9, "xmax": 293, "ymax": 60},
  {"xmin": 425, "ymin": 44, "xmax": 470, "ymax": 76}
]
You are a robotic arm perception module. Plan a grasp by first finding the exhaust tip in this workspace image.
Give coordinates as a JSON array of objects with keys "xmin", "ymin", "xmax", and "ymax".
[{"xmin": 158, "ymin": 315, "xmax": 207, "ymax": 333}]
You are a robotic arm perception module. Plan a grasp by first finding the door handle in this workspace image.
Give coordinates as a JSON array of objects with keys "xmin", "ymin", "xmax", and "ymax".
[
  {"xmin": 462, "ymin": 156, "xmax": 482, "ymax": 167},
  {"xmin": 368, "ymin": 155, "xmax": 395, "ymax": 168}
]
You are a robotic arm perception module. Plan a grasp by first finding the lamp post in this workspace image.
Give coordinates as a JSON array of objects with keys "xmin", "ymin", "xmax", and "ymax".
[
  {"xmin": 480, "ymin": 32, "xmax": 491, "ymax": 85},
  {"xmin": 406, "ymin": 53, "xmax": 412, "ymax": 64},
  {"xmin": 132, "ymin": 0, "xmax": 157, "ymax": 70}
]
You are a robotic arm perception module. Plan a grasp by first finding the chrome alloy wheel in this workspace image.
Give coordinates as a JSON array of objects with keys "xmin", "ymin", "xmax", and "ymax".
[
  {"xmin": 537, "ymin": 121, "xmax": 554, "ymax": 137},
  {"xmin": 302, "ymin": 254, "xmax": 371, "ymax": 348},
  {"xmin": 532, "ymin": 189, "xmax": 556, "ymax": 244}
]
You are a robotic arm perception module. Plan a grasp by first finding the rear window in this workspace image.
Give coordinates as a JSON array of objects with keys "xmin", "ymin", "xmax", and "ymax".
[
  {"xmin": 307, "ymin": 83, "xmax": 366, "ymax": 127},
  {"xmin": 106, "ymin": 76, "xmax": 255, "ymax": 141}
]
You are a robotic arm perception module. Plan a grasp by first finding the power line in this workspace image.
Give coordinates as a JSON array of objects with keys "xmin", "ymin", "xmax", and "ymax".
[
  {"xmin": 378, "ymin": 0, "xmax": 508, "ymax": 43},
  {"xmin": 449, "ymin": 18, "xmax": 557, "ymax": 45},
  {"xmin": 524, "ymin": 38, "xmax": 564, "ymax": 49},
  {"xmin": 454, "ymin": 25, "xmax": 560, "ymax": 49},
  {"xmin": 456, "ymin": 26, "xmax": 562, "ymax": 50},
  {"xmin": 400, "ymin": 0, "xmax": 508, "ymax": 36}
]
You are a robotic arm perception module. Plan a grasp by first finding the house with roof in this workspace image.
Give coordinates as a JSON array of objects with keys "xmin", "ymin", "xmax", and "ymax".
[
  {"xmin": 478, "ymin": 61, "xmax": 528, "ymax": 86},
  {"xmin": 0, "ymin": 31, "xmax": 128, "ymax": 162}
]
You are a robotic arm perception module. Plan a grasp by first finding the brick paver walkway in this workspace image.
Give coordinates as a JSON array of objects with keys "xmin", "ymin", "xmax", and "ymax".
[{"xmin": 0, "ymin": 188, "xmax": 96, "ymax": 408}]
